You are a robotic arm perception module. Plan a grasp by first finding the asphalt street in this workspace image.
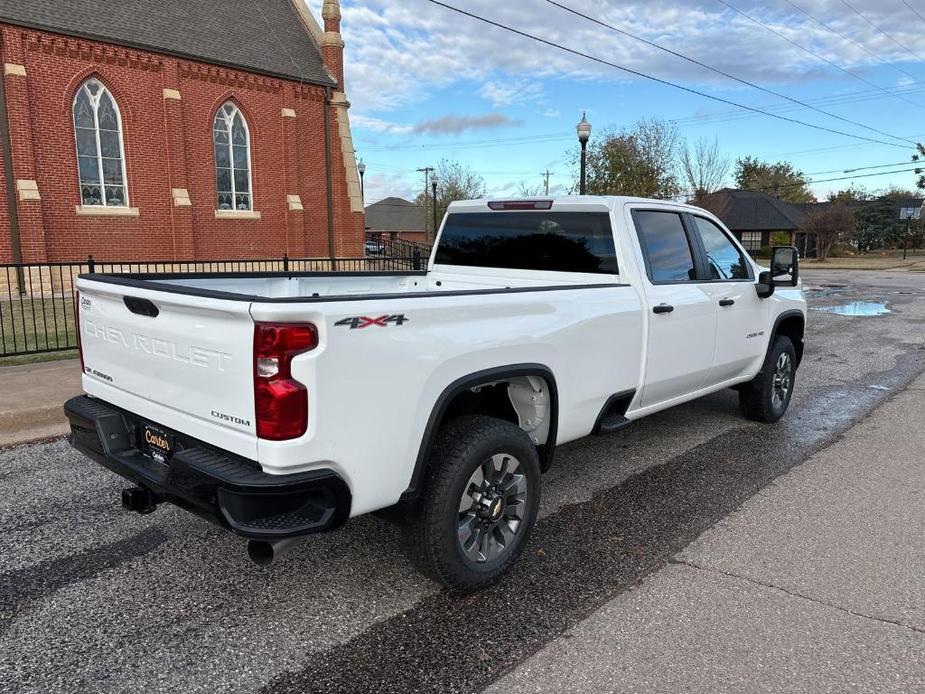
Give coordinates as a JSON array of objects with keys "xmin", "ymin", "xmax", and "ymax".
[{"xmin": 1, "ymin": 269, "xmax": 924, "ymax": 693}]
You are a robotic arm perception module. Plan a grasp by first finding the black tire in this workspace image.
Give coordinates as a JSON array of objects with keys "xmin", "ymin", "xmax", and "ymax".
[
  {"xmin": 739, "ymin": 335, "xmax": 797, "ymax": 423},
  {"xmin": 403, "ymin": 415, "xmax": 541, "ymax": 593}
]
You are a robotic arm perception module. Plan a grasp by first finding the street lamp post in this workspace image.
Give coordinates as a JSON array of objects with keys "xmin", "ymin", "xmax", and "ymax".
[
  {"xmin": 357, "ymin": 159, "xmax": 366, "ymax": 202},
  {"xmin": 431, "ymin": 173, "xmax": 440, "ymax": 239},
  {"xmin": 576, "ymin": 112, "xmax": 592, "ymax": 195}
]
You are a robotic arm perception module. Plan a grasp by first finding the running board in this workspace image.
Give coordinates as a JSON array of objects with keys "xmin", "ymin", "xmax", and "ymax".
[
  {"xmin": 592, "ymin": 389, "xmax": 637, "ymax": 435},
  {"xmin": 595, "ymin": 413, "xmax": 632, "ymax": 435}
]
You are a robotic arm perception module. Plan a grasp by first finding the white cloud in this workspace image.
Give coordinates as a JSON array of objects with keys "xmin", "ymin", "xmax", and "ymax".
[
  {"xmin": 479, "ymin": 79, "xmax": 545, "ymax": 107},
  {"xmin": 304, "ymin": 0, "xmax": 925, "ymax": 117},
  {"xmin": 362, "ymin": 171, "xmax": 421, "ymax": 205},
  {"xmin": 351, "ymin": 114, "xmax": 413, "ymax": 134}
]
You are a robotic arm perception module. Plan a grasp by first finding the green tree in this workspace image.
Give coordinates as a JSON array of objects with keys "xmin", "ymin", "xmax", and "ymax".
[
  {"xmin": 880, "ymin": 185, "xmax": 920, "ymax": 200},
  {"xmin": 733, "ymin": 156, "xmax": 814, "ymax": 203},
  {"xmin": 827, "ymin": 186, "xmax": 869, "ymax": 204},
  {"xmin": 913, "ymin": 142, "xmax": 925, "ymax": 191},
  {"xmin": 854, "ymin": 197, "xmax": 900, "ymax": 252},
  {"xmin": 569, "ymin": 118, "xmax": 681, "ymax": 199}
]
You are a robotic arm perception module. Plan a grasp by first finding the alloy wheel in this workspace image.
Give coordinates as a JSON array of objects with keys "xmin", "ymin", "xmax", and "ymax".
[
  {"xmin": 771, "ymin": 352, "xmax": 792, "ymax": 409},
  {"xmin": 457, "ymin": 453, "xmax": 528, "ymax": 563}
]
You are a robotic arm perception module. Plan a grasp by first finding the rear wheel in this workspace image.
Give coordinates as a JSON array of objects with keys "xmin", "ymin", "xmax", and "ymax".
[
  {"xmin": 739, "ymin": 335, "xmax": 796, "ymax": 423},
  {"xmin": 404, "ymin": 415, "xmax": 541, "ymax": 593}
]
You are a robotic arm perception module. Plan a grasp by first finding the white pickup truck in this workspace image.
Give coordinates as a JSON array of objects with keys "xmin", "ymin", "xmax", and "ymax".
[{"xmin": 66, "ymin": 196, "xmax": 806, "ymax": 591}]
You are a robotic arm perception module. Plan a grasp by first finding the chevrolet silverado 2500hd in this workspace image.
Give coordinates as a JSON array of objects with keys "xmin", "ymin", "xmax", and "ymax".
[{"xmin": 66, "ymin": 196, "xmax": 806, "ymax": 592}]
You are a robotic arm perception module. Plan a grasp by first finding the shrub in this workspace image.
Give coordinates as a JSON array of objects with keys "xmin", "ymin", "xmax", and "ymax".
[{"xmin": 770, "ymin": 232, "xmax": 792, "ymax": 246}]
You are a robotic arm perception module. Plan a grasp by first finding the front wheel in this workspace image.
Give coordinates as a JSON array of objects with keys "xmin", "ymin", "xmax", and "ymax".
[
  {"xmin": 739, "ymin": 335, "xmax": 797, "ymax": 423},
  {"xmin": 404, "ymin": 415, "xmax": 541, "ymax": 593}
]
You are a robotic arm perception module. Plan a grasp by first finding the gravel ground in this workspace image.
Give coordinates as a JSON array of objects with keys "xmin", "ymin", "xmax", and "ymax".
[{"xmin": 1, "ymin": 270, "xmax": 924, "ymax": 694}]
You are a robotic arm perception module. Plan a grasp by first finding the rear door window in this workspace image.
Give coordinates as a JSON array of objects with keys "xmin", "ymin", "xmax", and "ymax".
[
  {"xmin": 632, "ymin": 210, "xmax": 697, "ymax": 283},
  {"xmin": 434, "ymin": 212, "xmax": 618, "ymax": 274}
]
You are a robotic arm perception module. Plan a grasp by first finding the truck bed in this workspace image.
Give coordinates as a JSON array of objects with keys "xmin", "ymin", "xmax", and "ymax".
[{"xmin": 82, "ymin": 266, "xmax": 615, "ymax": 303}]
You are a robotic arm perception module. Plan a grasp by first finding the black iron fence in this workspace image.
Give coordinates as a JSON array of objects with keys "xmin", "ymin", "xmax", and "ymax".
[{"xmin": 1, "ymin": 249, "xmax": 431, "ymax": 358}]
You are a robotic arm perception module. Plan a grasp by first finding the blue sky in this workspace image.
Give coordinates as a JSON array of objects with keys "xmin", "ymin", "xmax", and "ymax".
[{"xmin": 307, "ymin": 0, "xmax": 925, "ymax": 203}]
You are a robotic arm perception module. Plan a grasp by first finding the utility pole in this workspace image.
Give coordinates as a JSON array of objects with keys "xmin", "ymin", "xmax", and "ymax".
[
  {"xmin": 416, "ymin": 167, "xmax": 435, "ymax": 198},
  {"xmin": 416, "ymin": 166, "xmax": 435, "ymax": 238},
  {"xmin": 541, "ymin": 170, "xmax": 554, "ymax": 195}
]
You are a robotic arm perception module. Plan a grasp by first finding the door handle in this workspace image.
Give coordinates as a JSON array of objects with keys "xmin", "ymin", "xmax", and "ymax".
[
  {"xmin": 123, "ymin": 296, "xmax": 159, "ymax": 317},
  {"xmin": 719, "ymin": 299, "xmax": 735, "ymax": 307},
  {"xmin": 653, "ymin": 304, "xmax": 674, "ymax": 314}
]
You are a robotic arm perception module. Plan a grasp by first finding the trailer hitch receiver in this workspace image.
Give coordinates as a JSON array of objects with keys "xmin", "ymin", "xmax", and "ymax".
[{"xmin": 122, "ymin": 486, "xmax": 160, "ymax": 514}]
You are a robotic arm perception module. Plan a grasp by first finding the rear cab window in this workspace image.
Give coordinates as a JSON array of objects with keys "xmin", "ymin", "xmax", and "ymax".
[
  {"xmin": 434, "ymin": 211, "xmax": 618, "ymax": 275},
  {"xmin": 631, "ymin": 210, "xmax": 697, "ymax": 283}
]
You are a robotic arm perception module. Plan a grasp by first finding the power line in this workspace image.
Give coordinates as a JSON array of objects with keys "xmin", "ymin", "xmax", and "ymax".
[
  {"xmin": 839, "ymin": 0, "xmax": 925, "ymax": 64},
  {"xmin": 673, "ymin": 85, "xmax": 925, "ymax": 126},
  {"xmin": 902, "ymin": 0, "xmax": 925, "ymax": 26},
  {"xmin": 676, "ymin": 165, "xmax": 923, "ymax": 198},
  {"xmin": 546, "ymin": 0, "xmax": 913, "ymax": 144},
  {"xmin": 781, "ymin": 0, "xmax": 925, "ymax": 105},
  {"xmin": 359, "ymin": 83, "xmax": 925, "ymax": 156},
  {"xmin": 753, "ymin": 166, "xmax": 921, "ymax": 190},
  {"xmin": 766, "ymin": 133, "xmax": 925, "ymax": 158},
  {"xmin": 806, "ymin": 160, "xmax": 920, "ymax": 175},
  {"xmin": 423, "ymin": 0, "xmax": 910, "ymax": 149},
  {"xmin": 362, "ymin": 132, "xmax": 569, "ymax": 152},
  {"xmin": 360, "ymin": 82, "xmax": 925, "ymax": 155},
  {"xmin": 715, "ymin": 0, "xmax": 921, "ymax": 111}
]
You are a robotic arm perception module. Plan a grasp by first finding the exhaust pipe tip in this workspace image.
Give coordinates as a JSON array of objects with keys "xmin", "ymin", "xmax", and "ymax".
[{"xmin": 246, "ymin": 537, "xmax": 302, "ymax": 567}]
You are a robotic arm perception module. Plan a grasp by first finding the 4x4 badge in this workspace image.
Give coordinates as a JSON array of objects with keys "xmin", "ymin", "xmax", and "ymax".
[{"xmin": 334, "ymin": 314, "xmax": 409, "ymax": 330}]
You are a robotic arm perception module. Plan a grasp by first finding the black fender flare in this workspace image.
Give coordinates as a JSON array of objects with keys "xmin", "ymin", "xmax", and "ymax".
[
  {"xmin": 399, "ymin": 364, "xmax": 559, "ymax": 502},
  {"xmin": 770, "ymin": 309, "xmax": 806, "ymax": 366}
]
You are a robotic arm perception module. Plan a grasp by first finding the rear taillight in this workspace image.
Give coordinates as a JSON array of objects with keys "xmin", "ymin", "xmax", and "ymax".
[
  {"xmin": 75, "ymin": 291, "xmax": 84, "ymax": 373},
  {"xmin": 253, "ymin": 322, "xmax": 317, "ymax": 440}
]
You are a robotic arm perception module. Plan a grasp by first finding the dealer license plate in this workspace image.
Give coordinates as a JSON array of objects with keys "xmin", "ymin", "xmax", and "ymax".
[{"xmin": 141, "ymin": 424, "xmax": 173, "ymax": 464}]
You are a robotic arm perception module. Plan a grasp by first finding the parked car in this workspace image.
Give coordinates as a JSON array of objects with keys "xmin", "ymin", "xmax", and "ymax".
[
  {"xmin": 364, "ymin": 239, "xmax": 384, "ymax": 256},
  {"xmin": 66, "ymin": 196, "xmax": 806, "ymax": 592}
]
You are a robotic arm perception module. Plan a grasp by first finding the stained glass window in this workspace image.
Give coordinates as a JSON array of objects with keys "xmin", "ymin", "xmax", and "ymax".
[
  {"xmin": 72, "ymin": 79, "xmax": 128, "ymax": 207},
  {"xmin": 213, "ymin": 102, "xmax": 252, "ymax": 210}
]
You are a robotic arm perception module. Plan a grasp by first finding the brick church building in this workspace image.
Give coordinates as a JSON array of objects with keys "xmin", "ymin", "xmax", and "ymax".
[{"xmin": 0, "ymin": 0, "xmax": 364, "ymax": 264}]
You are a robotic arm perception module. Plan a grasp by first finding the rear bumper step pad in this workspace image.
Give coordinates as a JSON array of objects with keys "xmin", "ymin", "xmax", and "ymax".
[{"xmin": 64, "ymin": 395, "xmax": 351, "ymax": 539}]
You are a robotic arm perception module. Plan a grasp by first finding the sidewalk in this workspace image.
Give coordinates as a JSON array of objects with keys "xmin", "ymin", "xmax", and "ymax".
[
  {"xmin": 487, "ymin": 374, "xmax": 925, "ymax": 693},
  {"xmin": 0, "ymin": 358, "xmax": 82, "ymax": 447}
]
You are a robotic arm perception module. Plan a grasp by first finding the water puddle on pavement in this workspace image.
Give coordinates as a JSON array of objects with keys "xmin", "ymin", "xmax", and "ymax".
[{"xmin": 813, "ymin": 301, "xmax": 891, "ymax": 316}]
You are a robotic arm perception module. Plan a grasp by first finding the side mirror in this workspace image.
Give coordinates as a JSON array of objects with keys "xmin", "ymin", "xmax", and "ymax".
[
  {"xmin": 770, "ymin": 246, "xmax": 799, "ymax": 287},
  {"xmin": 756, "ymin": 271, "xmax": 775, "ymax": 299}
]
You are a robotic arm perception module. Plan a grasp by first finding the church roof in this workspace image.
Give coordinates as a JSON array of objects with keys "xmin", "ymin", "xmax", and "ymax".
[{"xmin": 0, "ymin": 0, "xmax": 335, "ymax": 86}]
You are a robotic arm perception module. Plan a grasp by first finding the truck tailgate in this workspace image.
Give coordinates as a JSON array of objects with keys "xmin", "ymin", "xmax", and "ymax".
[{"xmin": 76, "ymin": 278, "xmax": 258, "ymax": 459}]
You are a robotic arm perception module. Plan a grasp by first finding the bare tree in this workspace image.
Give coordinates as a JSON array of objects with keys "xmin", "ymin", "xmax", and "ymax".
[
  {"xmin": 800, "ymin": 202, "xmax": 855, "ymax": 261},
  {"xmin": 415, "ymin": 159, "xmax": 487, "ymax": 236},
  {"xmin": 681, "ymin": 137, "xmax": 729, "ymax": 201},
  {"xmin": 517, "ymin": 182, "xmax": 545, "ymax": 197}
]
